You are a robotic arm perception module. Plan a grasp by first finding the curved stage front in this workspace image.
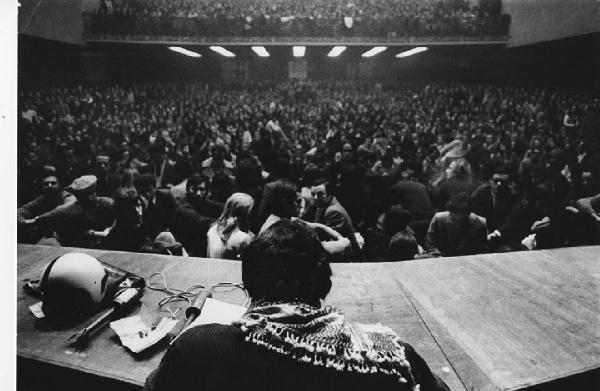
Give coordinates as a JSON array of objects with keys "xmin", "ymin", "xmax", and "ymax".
[{"xmin": 17, "ymin": 244, "xmax": 600, "ymax": 390}]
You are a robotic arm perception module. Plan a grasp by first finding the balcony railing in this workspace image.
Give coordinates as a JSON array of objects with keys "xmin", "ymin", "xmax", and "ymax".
[{"xmin": 83, "ymin": 13, "xmax": 510, "ymax": 42}]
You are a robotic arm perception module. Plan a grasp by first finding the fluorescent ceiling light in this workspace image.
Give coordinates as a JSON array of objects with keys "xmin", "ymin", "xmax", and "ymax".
[
  {"xmin": 210, "ymin": 46, "xmax": 236, "ymax": 57},
  {"xmin": 168, "ymin": 46, "xmax": 201, "ymax": 58},
  {"xmin": 293, "ymin": 46, "xmax": 306, "ymax": 57},
  {"xmin": 251, "ymin": 46, "xmax": 270, "ymax": 57},
  {"xmin": 396, "ymin": 46, "xmax": 428, "ymax": 58},
  {"xmin": 327, "ymin": 46, "xmax": 347, "ymax": 57},
  {"xmin": 361, "ymin": 46, "xmax": 387, "ymax": 58}
]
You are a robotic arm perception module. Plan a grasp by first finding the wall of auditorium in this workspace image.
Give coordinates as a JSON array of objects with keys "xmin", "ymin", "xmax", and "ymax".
[
  {"xmin": 504, "ymin": 0, "xmax": 600, "ymax": 47},
  {"xmin": 18, "ymin": 37, "xmax": 598, "ymax": 90},
  {"xmin": 18, "ymin": 0, "xmax": 84, "ymax": 45},
  {"xmin": 19, "ymin": 36, "xmax": 84, "ymax": 89}
]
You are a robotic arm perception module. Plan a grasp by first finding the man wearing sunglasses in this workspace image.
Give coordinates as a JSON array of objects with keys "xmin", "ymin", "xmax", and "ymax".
[{"xmin": 471, "ymin": 165, "xmax": 521, "ymax": 249}]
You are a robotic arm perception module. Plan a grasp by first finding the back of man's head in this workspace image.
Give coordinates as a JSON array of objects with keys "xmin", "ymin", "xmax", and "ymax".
[
  {"xmin": 384, "ymin": 205, "xmax": 412, "ymax": 237},
  {"xmin": 447, "ymin": 192, "xmax": 472, "ymax": 216},
  {"xmin": 241, "ymin": 220, "xmax": 331, "ymax": 304},
  {"xmin": 388, "ymin": 232, "xmax": 418, "ymax": 262}
]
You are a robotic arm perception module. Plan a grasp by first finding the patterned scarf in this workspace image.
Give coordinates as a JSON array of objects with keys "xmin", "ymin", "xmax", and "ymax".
[{"xmin": 235, "ymin": 302, "xmax": 420, "ymax": 389}]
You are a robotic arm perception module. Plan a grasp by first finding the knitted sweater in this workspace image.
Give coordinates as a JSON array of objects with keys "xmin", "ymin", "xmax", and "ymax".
[{"xmin": 145, "ymin": 324, "xmax": 449, "ymax": 391}]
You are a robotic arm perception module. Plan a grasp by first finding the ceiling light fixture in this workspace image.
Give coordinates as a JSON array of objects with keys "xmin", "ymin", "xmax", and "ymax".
[
  {"xmin": 168, "ymin": 46, "xmax": 201, "ymax": 58},
  {"xmin": 293, "ymin": 46, "xmax": 306, "ymax": 57},
  {"xmin": 361, "ymin": 46, "xmax": 387, "ymax": 58},
  {"xmin": 209, "ymin": 46, "xmax": 236, "ymax": 57},
  {"xmin": 251, "ymin": 46, "xmax": 270, "ymax": 57},
  {"xmin": 396, "ymin": 47, "xmax": 428, "ymax": 58},
  {"xmin": 327, "ymin": 46, "xmax": 347, "ymax": 57}
]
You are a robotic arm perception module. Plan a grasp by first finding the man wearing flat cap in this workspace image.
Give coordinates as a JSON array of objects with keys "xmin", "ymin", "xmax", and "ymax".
[
  {"xmin": 32, "ymin": 175, "xmax": 116, "ymax": 248},
  {"xmin": 18, "ymin": 166, "xmax": 76, "ymax": 243}
]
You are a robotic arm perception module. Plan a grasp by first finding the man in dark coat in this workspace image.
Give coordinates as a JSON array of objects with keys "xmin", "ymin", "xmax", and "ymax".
[
  {"xmin": 101, "ymin": 187, "xmax": 152, "ymax": 252},
  {"xmin": 492, "ymin": 182, "xmax": 571, "ymax": 251},
  {"xmin": 389, "ymin": 174, "xmax": 435, "ymax": 223},
  {"xmin": 142, "ymin": 142, "xmax": 181, "ymax": 188},
  {"xmin": 425, "ymin": 192, "xmax": 488, "ymax": 257},
  {"xmin": 311, "ymin": 181, "xmax": 363, "ymax": 262},
  {"xmin": 18, "ymin": 166, "xmax": 76, "ymax": 243},
  {"xmin": 136, "ymin": 173, "xmax": 179, "ymax": 241},
  {"xmin": 471, "ymin": 165, "xmax": 521, "ymax": 233},
  {"xmin": 94, "ymin": 154, "xmax": 121, "ymax": 197},
  {"xmin": 389, "ymin": 170, "xmax": 436, "ymax": 242},
  {"xmin": 32, "ymin": 175, "xmax": 116, "ymax": 248},
  {"xmin": 170, "ymin": 174, "xmax": 224, "ymax": 257}
]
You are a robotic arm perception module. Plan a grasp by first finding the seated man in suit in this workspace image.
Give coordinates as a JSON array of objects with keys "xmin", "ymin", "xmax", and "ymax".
[
  {"xmin": 170, "ymin": 174, "xmax": 224, "ymax": 257},
  {"xmin": 18, "ymin": 166, "xmax": 76, "ymax": 243},
  {"xmin": 135, "ymin": 173, "xmax": 179, "ymax": 241},
  {"xmin": 310, "ymin": 180, "xmax": 363, "ymax": 262},
  {"xmin": 425, "ymin": 192, "xmax": 488, "ymax": 257},
  {"xmin": 471, "ymin": 165, "xmax": 521, "ymax": 235}
]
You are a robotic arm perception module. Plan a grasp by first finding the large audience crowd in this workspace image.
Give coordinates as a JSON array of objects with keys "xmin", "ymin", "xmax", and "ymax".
[
  {"xmin": 18, "ymin": 80, "xmax": 600, "ymax": 261},
  {"xmin": 88, "ymin": 0, "xmax": 508, "ymax": 38}
]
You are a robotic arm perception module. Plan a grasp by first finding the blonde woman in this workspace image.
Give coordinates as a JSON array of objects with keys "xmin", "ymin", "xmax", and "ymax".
[{"xmin": 207, "ymin": 192, "xmax": 255, "ymax": 260}]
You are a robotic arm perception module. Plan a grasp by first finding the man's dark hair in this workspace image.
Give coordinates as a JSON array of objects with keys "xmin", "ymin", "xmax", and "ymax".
[
  {"xmin": 135, "ymin": 173, "xmax": 157, "ymax": 190},
  {"xmin": 266, "ymin": 180, "xmax": 297, "ymax": 218},
  {"xmin": 313, "ymin": 177, "xmax": 335, "ymax": 196},
  {"xmin": 235, "ymin": 158, "xmax": 261, "ymax": 189},
  {"xmin": 301, "ymin": 164, "xmax": 322, "ymax": 188},
  {"xmin": 388, "ymin": 232, "xmax": 418, "ymax": 262},
  {"xmin": 241, "ymin": 220, "xmax": 332, "ymax": 304},
  {"xmin": 447, "ymin": 192, "xmax": 472, "ymax": 214},
  {"xmin": 112, "ymin": 186, "xmax": 139, "ymax": 208},
  {"xmin": 338, "ymin": 164, "xmax": 361, "ymax": 187},
  {"xmin": 148, "ymin": 141, "xmax": 166, "ymax": 155},
  {"xmin": 527, "ymin": 182, "xmax": 557, "ymax": 206},
  {"xmin": 186, "ymin": 173, "xmax": 210, "ymax": 192},
  {"xmin": 384, "ymin": 205, "xmax": 412, "ymax": 237},
  {"xmin": 269, "ymin": 156, "xmax": 292, "ymax": 180}
]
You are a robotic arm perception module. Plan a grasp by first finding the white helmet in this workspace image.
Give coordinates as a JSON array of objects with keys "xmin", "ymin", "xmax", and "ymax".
[{"xmin": 41, "ymin": 253, "xmax": 108, "ymax": 323}]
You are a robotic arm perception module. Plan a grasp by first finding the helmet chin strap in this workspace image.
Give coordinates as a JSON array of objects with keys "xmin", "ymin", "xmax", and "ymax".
[{"xmin": 39, "ymin": 255, "xmax": 62, "ymax": 297}]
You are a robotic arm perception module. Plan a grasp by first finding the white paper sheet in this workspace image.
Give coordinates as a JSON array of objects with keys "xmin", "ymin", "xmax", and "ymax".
[
  {"xmin": 171, "ymin": 298, "xmax": 247, "ymax": 343},
  {"xmin": 110, "ymin": 315, "xmax": 178, "ymax": 353}
]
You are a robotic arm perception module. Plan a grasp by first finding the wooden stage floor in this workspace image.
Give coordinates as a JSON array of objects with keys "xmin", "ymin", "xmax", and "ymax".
[{"xmin": 16, "ymin": 244, "xmax": 600, "ymax": 390}]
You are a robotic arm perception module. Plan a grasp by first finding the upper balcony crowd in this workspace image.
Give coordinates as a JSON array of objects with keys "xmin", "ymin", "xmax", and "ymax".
[{"xmin": 86, "ymin": 0, "xmax": 509, "ymax": 40}]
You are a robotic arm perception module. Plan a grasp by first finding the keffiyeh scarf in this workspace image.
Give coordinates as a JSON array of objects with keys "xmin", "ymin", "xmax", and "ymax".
[{"xmin": 236, "ymin": 302, "xmax": 419, "ymax": 390}]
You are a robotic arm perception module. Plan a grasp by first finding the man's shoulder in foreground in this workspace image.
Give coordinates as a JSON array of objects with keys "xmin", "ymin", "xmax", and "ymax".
[{"xmin": 147, "ymin": 324, "xmax": 449, "ymax": 391}]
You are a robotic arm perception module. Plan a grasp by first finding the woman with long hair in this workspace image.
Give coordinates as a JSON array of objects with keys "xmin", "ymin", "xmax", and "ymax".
[{"xmin": 207, "ymin": 192, "xmax": 255, "ymax": 260}]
